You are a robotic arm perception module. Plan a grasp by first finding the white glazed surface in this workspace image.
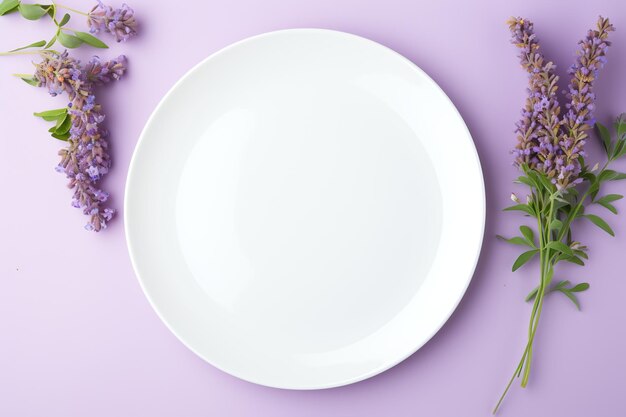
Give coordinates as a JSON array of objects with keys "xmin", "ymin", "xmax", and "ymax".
[{"xmin": 125, "ymin": 29, "xmax": 485, "ymax": 389}]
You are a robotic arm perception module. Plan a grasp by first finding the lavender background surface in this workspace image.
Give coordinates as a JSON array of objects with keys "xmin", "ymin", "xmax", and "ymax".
[{"xmin": 1, "ymin": 0, "xmax": 625, "ymax": 416}]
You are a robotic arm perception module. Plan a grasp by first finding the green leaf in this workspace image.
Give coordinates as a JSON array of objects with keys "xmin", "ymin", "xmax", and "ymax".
[
  {"xmin": 18, "ymin": 3, "xmax": 48, "ymax": 20},
  {"xmin": 597, "ymin": 194, "xmax": 623, "ymax": 204},
  {"xmin": 73, "ymin": 31, "xmax": 108, "ymax": 48},
  {"xmin": 58, "ymin": 12, "xmax": 69, "ymax": 26},
  {"xmin": 51, "ymin": 132, "xmax": 69, "ymax": 141},
  {"xmin": 599, "ymin": 169, "xmax": 618, "ymax": 182},
  {"xmin": 582, "ymin": 171, "xmax": 597, "ymax": 183},
  {"xmin": 553, "ymin": 200, "xmax": 570, "ymax": 212},
  {"xmin": 549, "ymin": 280, "xmax": 586, "ymax": 310},
  {"xmin": 612, "ymin": 139, "xmax": 626, "ymax": 159},
  {"xmin": 570, "ymin": 282, "xmax": 590, "ymax": 292},
  {"xmin": 537, "ymin": 173, "xmax": 555, "ymax": 192},
  {"xmin": 596, "ymin": 122, "xmax": 612, "ymax": 156},
  {"xmin": 504, "ymin": 204, "xmax": 535, "ymax": 216},
  {"xmin": 598, "ymin": 201, "xmax": 617, "ymax": 214},
  {"xmin": 18, "ymin": 75, "xmax": 38, "ymax": 86},
  {"xmin": 512, "ymin": 249, "xmax": 539, "ymax": 272},
  {"xmin": 551, "ymin": 280, "xmax": 570, "ymax": 291},
  {"xmin": 599, "ymin": 170, "xmax": 626, "ymax": 182},
  {"xmin": 564, "ymin": 255, "xmax": 585, "ymax": 266},
  {"xmin": 55, "ymin": 115, "xmax": 71, "ymax": 135},
  {"xmin": 616, "ymin": 115, "xmax": 626, "ymax": 139},
  {"xmin": 519, "ymin": 226, "xmax": 534, "ymax": 245},
  {"xmin": 34, "ymin": 108, "xmax": 67, "ymax": 118},
  {"xmin": 57, "ymin": 31, "xmax": 83, "ymax": 48},
  {"xmin": 546, "ymin": 241, "xmax": 574, "ymax": 256},
  {"xmin": 528, "ymin": 170, "xmax": 554, "ymax": 192},
  {"xmin": 558, "ymin": 289, "xmax": 581, "ymax": 310},
  {"xmin": 0, "ymin": 0, "xmax": 19, "ymax": 15},
  {"xmin": 550, "ymin": 219, "xmax": 563, "ymax": 231},
  {"xmin": 596, "ymin": 194, "xmax": 622, "ymax": 214},
  {"xmin": 616, "ymin": 142, "xmax": 626, "ymax": 159},
  {"xmin": 584, "ymin": 214, "xmax": 615, "ymax": 236},
  {"xmin": 9, "ymin": 39, "xmax": 46, "ymax": 52},
  {"xmin": 516, "ymin": 176, "xmax": 535, "ymax": 187},
  {"xmin": 525, "ymin": 286, "xmax": 539, "ymax": 302},
  {"xmin": 497, "ymin": 235, "xmax": 533, "ymax": 247},
  {"xmin": 35, "ymin": 111, "xmax": 66, "ymax": 122},
  {"xmin": 54, "ymin": 113, "xmax": 66, "ymax": 128},
  {"xmin": 574, "ymin": 249, "xmax": 589, "ymax": 260},
  {"xmin": 526, "ymin": 170, "xmax": 540, "ymax": 185}
]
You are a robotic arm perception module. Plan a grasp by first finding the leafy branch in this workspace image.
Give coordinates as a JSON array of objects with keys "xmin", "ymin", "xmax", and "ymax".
[
  {"xmin": 0, "ymin": 0, "xmax": 108, "ymax": 53},
  {"xmin": 494, "ymin": 116, "xmax": 626, "ymax": 413}
]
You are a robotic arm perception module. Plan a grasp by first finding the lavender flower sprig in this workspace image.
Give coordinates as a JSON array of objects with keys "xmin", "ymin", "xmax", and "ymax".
[
  {"xmin": 0, "ymin": 0, "xmax": 137, "ymax": 231},
  {"xmin": 494, "ymin": 16, "xmax": 624, "ymax": 413},
  {"xmin": 0, "ymin": 0, "xmax": 138, "ymax": 51},
  {"xmin": 509, "ymin": 18, "xmax": 563, "ymax": 182},
  {"xmin": 34, "ymin": 52, "xmax": 127, "ymax": 230},
  {"xmin": 87, "ymin": 1, "xmax": 137, "ymax": 42}
]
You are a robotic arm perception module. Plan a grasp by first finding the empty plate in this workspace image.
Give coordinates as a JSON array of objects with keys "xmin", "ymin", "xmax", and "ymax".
[{"xmin": 125, "ymin": 29, "xmax": 484, "ymax": 389}]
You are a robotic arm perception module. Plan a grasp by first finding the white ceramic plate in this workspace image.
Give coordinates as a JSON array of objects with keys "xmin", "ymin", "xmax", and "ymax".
[{"xmin": 125, "ymin": 29, "xmax": 484, "ymax": 389}]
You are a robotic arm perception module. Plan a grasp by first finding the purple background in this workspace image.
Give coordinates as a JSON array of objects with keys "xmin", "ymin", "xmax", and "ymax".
[{"xmin": 1, "ymin": 0, "xmax": 625, "ymax": 415}]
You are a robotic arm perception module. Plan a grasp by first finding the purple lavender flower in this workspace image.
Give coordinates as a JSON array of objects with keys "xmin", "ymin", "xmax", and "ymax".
[
  {"xmin": 33, "ymin": 51, "xmax": 80, "ymax": 96},
  {"xmin": 507, "ymin": 17, "xmax": 563, "ymax": 174},
  {"xmin": 508, "ymin": 16, "xmax": 613, "ymax": 188},
  {"xmin": 88, "ymin": 2, "xmax": 137, "ymax": 42},
  {"xmin": 558, "ymin": 17, "xmax": 614, "ymax": 185},
  {"xmin": 34, "ymin": 52, "xmax": 127, "ymax": 231},
  {"xmin": 84, "ymin": 55, "xmax": 127, "ymax": 85}
]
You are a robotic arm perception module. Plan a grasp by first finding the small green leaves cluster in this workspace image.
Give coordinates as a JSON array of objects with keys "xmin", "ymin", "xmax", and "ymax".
[
  {"xmin": 0, "ymin": 0, "xmax": 108, "ymax": 52},
  {"xmin": 597, "ymin": 118, "xmax": 626, "ymax": 161},
  {"xmin": 499, "ymin": 223, "xmax": 590, "ymax": 272},
  {"xmin": 34, "ymin": 108, "xmax": 70, "ymax": 140},
  {"xmin": 525, "ymin": 280, "xmax": 590, "ymax": 310}
]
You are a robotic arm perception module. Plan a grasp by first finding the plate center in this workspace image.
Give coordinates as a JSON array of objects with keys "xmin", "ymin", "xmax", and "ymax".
[{"xmin": 175, "ymin": 84, "xmax": 442, "ymax": 352}]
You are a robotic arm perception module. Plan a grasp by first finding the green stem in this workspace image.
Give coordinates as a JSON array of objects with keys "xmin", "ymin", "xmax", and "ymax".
[
  {"xmin": 0, "ymin": 50, "xmax": 56, "ymax": 56},
  {"xmin": 520, "ymin": 196, "xmax": 554, "ymax": 385},
  {"xmin": 53, "ymin": 3, "xmax": 89, "ymax": 16},
  {"xmin": 521, "ymin": 213, "xmax": 546, "ymax": 375},
  {"xmin": 521, "ymin": 266, "xmax": 548, "ymax": 386},
  {"xmin": 557, "ymin": 193, "xmax": 586, "ymax": 242},
  {"xmin": 492, "ymin": 350, "xmax": 528, "ymax": 414},
  {"xmin": 493, "ymin": 191, "xmax": 556, "ymax": 414}
]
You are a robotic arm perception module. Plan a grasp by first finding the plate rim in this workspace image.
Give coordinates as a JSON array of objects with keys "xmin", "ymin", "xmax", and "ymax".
[{"xmin": 124, "ymin": 27, "xmax": 486, "ymax": 389}]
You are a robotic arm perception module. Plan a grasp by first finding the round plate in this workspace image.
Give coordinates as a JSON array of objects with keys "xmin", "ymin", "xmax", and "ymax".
[{"xmin": 125, "ymin": 29, "xmax": 484, "ymax": 389}]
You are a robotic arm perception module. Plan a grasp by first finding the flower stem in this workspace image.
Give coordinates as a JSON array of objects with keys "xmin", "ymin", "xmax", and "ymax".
[
  {"xmin": 493, "ymin": 191, "xmax": 556, "ymax": 414},
  {"xmin": 53, "ymin": 3, "xmax": 89, "ymax": 16},
  {"xmin": 0, "ymin": 50, "xmax": 57, "ymax": 56},
  {"xmin": 520, "ymin": 196, "xmax": 554, "ymax": 386},
  {"xmin": 492, "ymin": 345, "xmax": 530, "ymax": 414}
]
